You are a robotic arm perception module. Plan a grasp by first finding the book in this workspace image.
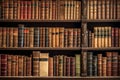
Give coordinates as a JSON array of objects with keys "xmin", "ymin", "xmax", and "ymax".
[
  {"xmin": 102, "ymin": 57, "xmax": 107, "ymax": 76},
  {"xmin": 39, "ymin": 52, "xmax": 49, "ymax": 76},
  {"xmin": 75, "ymin": 54, "xmax": 80, "ymax": 76},
  {"xmin": 7, "ymin": 55, "xmax": 12, "ymax": 76},
  {"xmin": 92, "ymin": 56, "xmax": 97, "ymax": 76},
  {"xmin": 97, "ymin": 54, "xmax": 102, "ymax": 76},
  {"xmin": 1, "ymin": 54, "xmax": 7, "ymax": 76},
  {"xmin": 48, "ymin": 57, "xmax": 53, "ymax": 76}
]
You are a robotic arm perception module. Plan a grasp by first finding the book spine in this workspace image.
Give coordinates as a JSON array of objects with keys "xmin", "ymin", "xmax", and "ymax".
[
  {"xmin": 12, "ymin": 55, "xmax": 16, "ymax": 76},
  {"xmin": 18, "ymin": 24, "xmax": 24, "ymax": 47},
  {"xmin": 26, "ymin": 56, "xmax": 32, "ymax": 76},
  {"xmin": 73, "ymin": 28, "xmax": 77, "ymax": 47},
  {"xmin": 29, "ymin": 27, "xmax": 34, "ymax": 47},
  {"xmin": 7, "ymin": 55, "xmax": 12, "ymax": 76},
  {"xmin": 92, "ymin": 56, "xmax": 97, "ymax": 76},
  {"xmin": 118, "ymin": 55, "xmax": 120, "ymax": 76},
  {"xmin": 70, "ymin": 57, "xmax": 75, "ymax": 76},
  {"xmin": 2, "ymin": 27, "xmax": 7, "ymax": 48},
  {"xmin": 32, "ymin": 51, "xmax": 40, "ymax": 76},
  {"xmin": 1, "ymin": 54, "xmax": 7, "ymax": 76},
  {"xmin": 81, "ymin": 51, "xmax": 87, "ymax": 76},
  {"xmin": 59, "ymin": 27, "xmax": 64, "ymax": 48},
  {"xmin": 6, "ymin": 28, "xmax": 9, "ymax": 47},
  {"xmin": 39, "ymin": 52, "xmax": 49, "ymax": 76},
  {"xmin": 48, "ymin": 57, "xmax": 53, "ymax": 76},
  {"xmin": 112, "ymin": 52, "xmax": 118, "ymax": 76},
  {"xmin": 34, "ymin": 27, "xmax": 39, "ymax": 47},
  {"xmin": 66, "ymin": 57, "xmax": 70, "ymax": 76},
  {"xmin": 13, "ymin": 28, "xmax": 18, "ymax": 47},
  {"xmin": 64, "ymin": 29, "xmax": 68, "ymax": 47},
  {"xmin": 26, "ymin": 28, "xmax": 29, "ymax": 47},
  {"xmin": 58, "ymin": 55, "xmax": 63, "ymax": 76},
  {"xmin": 23, "ymin": 56, "xmax": 26, "ymax": 76},
  {"xmin": 87, "ymin": 52, "xmax": 93, "ymax": 76},
  {"xmin": 18, "ymin": 56, "xmax": 24, "ymax": 76},
  {"xmin": 9, "ymin": 27, "xmax": 14, "ymax": 47},
  {"xmin": 0, "ymin": 27, "xmax": 2, "ymax": 47},
  {"xmin": 75, "ymin": 54, "xmax": 80, "ymax": 76},
  {"xmin": 63, "ymin": 56, "xmax": 67, "ymax": 76},
  {"xmin": 97, "ymin": 54, "xmax": 102, "ymax": 76},
  {"xmin": 45, "ymin": 27, "xmax": 49, "ymax": 47},
  {"xmin": 97, "ymin": 0, "xmax": 101, "ymax": 19},
  {"xmin": 102, "ymin": 57, "xmax": 107, "ymax": 76},
  {"xmin": 106, "ymin": 52, "xmax": 112, "ymax": 76},
  {"xmin": 15, "ymin": 56, "xmax": 18, "ymax": 76}
]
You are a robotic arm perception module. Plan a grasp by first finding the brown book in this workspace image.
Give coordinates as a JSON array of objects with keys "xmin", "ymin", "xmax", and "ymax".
[
  {"xmin": 6, "ymin": 28, "xmax": 9, "ymax": 47},
  {"xmin": 27, "ymin": 1, "xmax": 32, "ymax": 19},
  {"xmin": 102, "ymin": 57, "xmax": 107, "ymax": 76},
  {"xmin": 108, "ymin": 27, "xmax": 112, "ymax": 47},
  {"xmin": 81, "ymin": 51, "xmax": 87, "ymax": 76},
  {"xmin": 0, "ymin": 27, "xmax": 2, "ymax": 47},
  {"xmin": 93, "ymin": 0, "xmax": 97, "ymax": 19},
  {"xmin": 59, "ymin": 27, "xmax": 64, "ymax": 48},
  {"xmin": 70, "ymin": 57, "xmax": 75, "ymax": 76},
  {"xmin": 2, "ymin": 27, "xmax": 7, "ymax": 48},
  {"xmin": 111, "ymin": 27, "xmax": 115, "ymax": 47},
  {"xmin": 89, "ymin": 0, "xmax": 94, "ymax": 19},
  {"xmin": 58, "ymin": 55, "xmax": 63, "ymax": 76},
  {"xmin": 15, "ymin": 56, "xmax": 18, "ymax": 76},
  {"xmin": 106, "ymin": 52, "xmax": 112, "ymax": 76},
  {"xmin": 119, "ymin": 28, "xmax": 120, "ymax": 47},
  {"xmin": 97, "ymin": 54, "xmax": 102, "ymax": 76},
  {"xmin": 101, "ymin": 0, "xmax": 105, "ymax": 19},
  {"xmin": 112, "ymin": 52, "xmax": 118, "ymax": 76},
  {"xmin": 77, "ymin": 28, "xmax": 81, "ymax": 47},
  {"xmin": 97, "ymin": 0, "xmax": 102, "ymax": 19},
  {"xmin": 7, "ymin": 55, "xmax": 12, "ymax": 76},
  {"xmin": 68, "ymin": 28, "xmax": 73, "ymax": 47},
  {"xmin": 115, "ymin": 27, "xmax": 119, "ymax": 47},
  {"xmin": 41, "ymin": 0, "xmax": 45, "ymax": 20},
  {"xmin": 26, "ymin": 28, "xmax": 29, "ymax": 47},
  {"xmin": 35, "ymin": 0, "xmax": 39, "ymax": 19},
  {"xmin": 48, "ymin": 57, "xmax": 53, "ymax": 76},
  {"xmin": 24, "ymin": 27, "xmax": 27, "ymax": 47},
  {"xmin": 13, "ymin": 28, "xmax": 18, "ymax": 47},
  {"xmin": 23, "ymin": 56, "xmax": 26, "ymax": 76},
  {"xmin": 63, "ymin": 55, "xmax": 67, "ymax": 76},
  {"xmin": 42, "ymin": 27, "xmax": 45, "ymax": 47},
  {"xmin": 64, "ymin": 29, "xmax": 68, "ymax": 47},
  {"xmin": 1, "ymin": 54, "xmax": 7, "ymax": 76},
  {"xmin": 39, "ymin": 52, "xmax": 49, "ymax": 76},
  {"xmin": 53, "ymin": 56, "xmax": 57, "ymax": 76},
  {"xmin": 11, "ymin": 55, "xmax": 16, "ymax": 76},
  {"xmin": 18, "ymin": 56, "xmax": 24, "ymax": 76},
  {"xmin": 73, "ymin": 28, "xmax": 77, "ymax": 47},
  {"xmin": 32, "ymin": 51, "xmax": 40, "ymax": 76},
  {"xmin": 9, "ymin": 28, "xmax": 13, "ymax": 47},
  {"xmin": 55, "ymin": 28, "xmax": 59, "ymax": 47},
  {"xmin": 29, "ymin": 27, "xmax": 34, "ymax": 47},
  {"xmin": 52, "ymin": 28, "xmax": 56, "ymax": 47},
  {"xmin": 76, "ymin": 0, "xmax": 81, "ymax": 20},
  {"xmin": 109, "ymin": 0, "xmax": 113, "ymax": 19},
  {"xmin": 66, "ymin": 57, "xmax": 70, "ymax": 76},
  {"xmin": 106, "ymin": 0, "xmax": 110, "ymax": 19},
  {"xmin": 118, "ymin": 55, "xmax": 120, "ymax": 76},
  {"xmin": 26, "ymin": 56, "xmax": 32, "ymax": 76},
  {"xmin": 17, "ymin": 0, "xmax": 20, "ymax": 19},
  {"xmin": 45, "ymin": 0, "xmax": 50, "ymax": 20}
]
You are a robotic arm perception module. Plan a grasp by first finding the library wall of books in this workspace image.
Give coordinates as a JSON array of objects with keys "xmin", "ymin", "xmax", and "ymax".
[{"xmin": 0, "ymin": 0, "xmax": 120, "ymax": 80}]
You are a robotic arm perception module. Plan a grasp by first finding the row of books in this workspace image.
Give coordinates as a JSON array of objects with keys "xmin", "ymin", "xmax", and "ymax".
[
  {"xmin": 0, "ymin": 24, "xmax": 81, "ymax": 48},
  {"xmin": 0, "ymin": 51, "xmax": 120, "ymax": 76},
  {"xmin": 0, "ymin": 0, "xmax": 81, "ymax": 20},
  {"xmin": 87, "ymin": 26, "xmax": 120, "ymax": 47},
  {"xmin": 87, "ymin": 0, "xmax": 120, "ymax": 19}
]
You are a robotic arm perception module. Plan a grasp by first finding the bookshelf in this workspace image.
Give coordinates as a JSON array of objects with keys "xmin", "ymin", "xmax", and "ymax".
[{"xmin": 0, "ymin": 0, "xmax": 120, "ymax": 80}]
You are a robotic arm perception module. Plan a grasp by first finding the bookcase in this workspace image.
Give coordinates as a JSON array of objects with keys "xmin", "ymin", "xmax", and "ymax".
[{"xmin": 0, "ymin": 0, "xmax": 120, "ymax": 80}]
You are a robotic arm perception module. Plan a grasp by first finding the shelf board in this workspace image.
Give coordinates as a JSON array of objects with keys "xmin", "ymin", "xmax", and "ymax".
[
  {"xmin": 82, "ymin": 19, "xmax": 120, "ymax": 22},
  {"xmin": 82, "ymin": 47, "xmax": 120, "ymax": 51},
  {"xmin": 0, "ymin": 76, "xmax": 120, "ymax": 78},
  {"xmin": 0, "ymin": 19, "xmax": 81, "ymax": 22},
  {"xmin": 0, "ymin": 47, "xmax": 81, "ymax": 50}
]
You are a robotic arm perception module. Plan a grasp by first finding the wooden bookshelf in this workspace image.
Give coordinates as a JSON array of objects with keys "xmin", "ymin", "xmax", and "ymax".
[{"xmin": 0, "ymin": 0, "xmax": 120, "ymax": 79}]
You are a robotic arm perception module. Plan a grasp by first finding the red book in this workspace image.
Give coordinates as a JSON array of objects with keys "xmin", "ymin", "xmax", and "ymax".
[
  {"xmin": 26, "ymin": 56, "xmax": 32, "ymax": 76},
  {"xmin": 1, "ymin": 54, "xmax": 7, "ymax": 76},
  {"xmin": 7, "ymin": 55, "xmax": 12, "ymax": 76}
]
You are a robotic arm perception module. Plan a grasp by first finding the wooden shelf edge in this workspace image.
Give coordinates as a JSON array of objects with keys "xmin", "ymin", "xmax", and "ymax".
[
  {"xmin": 0, "ymin": 76, "xmax": 120, "ymax": 78},
  {"xmin": 82, "ymin": 47, "xmax": 120, "ymax": 51},
  {"xmin": 0, "ymin": 19, "xmax": 81, "ymax": 22},
  {"xmin": 82, "ymin": 19, "xmax": 120, "ymax": 22},
  {"xmin": 0, "ymin": 47, "xmax": 81, "ymax": 50}
]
